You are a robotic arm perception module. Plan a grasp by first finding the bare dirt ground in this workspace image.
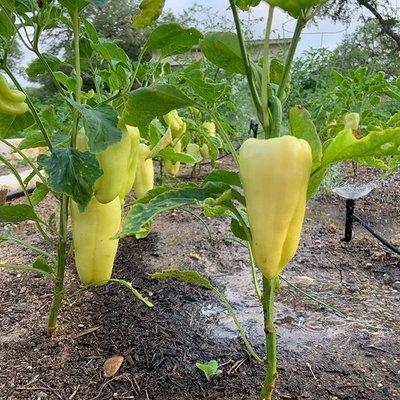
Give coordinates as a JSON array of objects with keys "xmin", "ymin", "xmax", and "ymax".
[{"xmin": 0, "ymin": 160, "xmax": 399, "ymax": 400}]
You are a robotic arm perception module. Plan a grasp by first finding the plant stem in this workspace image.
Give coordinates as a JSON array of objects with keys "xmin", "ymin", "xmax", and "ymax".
[
  {"xmin": 213, "ymin": 287, "xmax": 264, "ymax": 364},
  {"xmin": 71, "ymin": 7, "xmax": 82, "ymax": 147},
  {"xmin": 4, "ymin": 230, "xmax": 57, "ymax": 265},
  {"xmin": 2, "ymin": 65, "xmax": 53, "ymax": 151},
  {"xmin": 35, "ymin": 50, "xmax": 66, "ymax": 95},
  {"xmin": 229, "ymin": 207, "xmax": 262, "ymax": 300},
  {"xmin": 211, "ymin": 113, "xmax": 239, "ymax": 166},
  {"xmin": 228, "ymin": 0, "xmax": 263, "ymax": 120},
  {"xmin": 260, "ymin": 276, "xmax": 279, "ymax": 400},
  {"xmin": 47, "ymin": 194, "xmax": 68, "ymax": 335},
  {"xmin": 0, "ymin": 139, "xmax": 47, "ymax": 184},
  {"xmin": 48, "ymin": 6, "xmax": 82, "ymax": 335},
  {"xmin": 247, "ymin": 243, "xmax": 262, "ymax": 301},
  {"xmin": 280, "ymin": 275, "xmax": 347, "ymax": 319},
  {"xmin": 277, "ymin": 17, "xmax": 305, "ymax": 102},
  {"xmin": 0, "ymin": 155, "xmax": 54, "ymax": 244},
  {"xmin": 261, "ymin": 6, "xmax": 274, "ymax": 138}
]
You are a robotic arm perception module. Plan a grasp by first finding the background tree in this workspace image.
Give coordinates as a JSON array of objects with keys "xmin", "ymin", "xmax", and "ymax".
[
  {"xmin": 335, "ymin": 20, "xmax": 400, "ymax": 79},
  {"xmin": 322, "ymin": 0, "xmax": 400, "ymax": 50}
]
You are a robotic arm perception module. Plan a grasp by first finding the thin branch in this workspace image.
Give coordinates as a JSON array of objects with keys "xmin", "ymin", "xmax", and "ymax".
[
  {"xmin": 0, "ymin": 139, "xmax": 47, "ymax": 184},
  {"xmin": 357, "ymin": 0, "xmax": 400, "ymax": 50}
]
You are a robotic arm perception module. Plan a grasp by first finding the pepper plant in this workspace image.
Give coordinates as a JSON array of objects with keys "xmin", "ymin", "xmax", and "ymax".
[
  {"xmin": 0, "ymin": 0, "xmax": 224, "ymax": 334},
  {"xmin": 119, "ymin": 1, "xmax": 400, "ymax": 399}
]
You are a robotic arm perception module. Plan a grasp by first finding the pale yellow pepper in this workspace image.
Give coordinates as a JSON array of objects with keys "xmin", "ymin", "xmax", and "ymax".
[
  {"xmin": 165, "ymin": 140, "xmax": 182, "ymax": 176},
  {"xmin": 164, "ymin": 109, "xmax": 186, "ymax": 139},
  {"xmin": 203, "ymin": 121, "xmax": 216, "ymax": 137},
  {"xmin": 0, "ymin": 74, "xmax": 29, "ymax": 115},
  {"xmin": 71, "ymin": 196, "xmax": 121, "ymax": 286},
  {"xmin": 119, "ymin": 125, "xmax": 141, "ymax": 200},
  {"xmin": 134, "ymin": 143, "xmax": 154, "ymax": 199},
  {"xmin": 239, "ymin": 136, "xmax": 312, "ymax": 278}
]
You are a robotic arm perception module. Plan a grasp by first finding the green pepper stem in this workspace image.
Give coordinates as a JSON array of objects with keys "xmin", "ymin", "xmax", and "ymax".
[
  {"xmin": 47, "ymin": 194, "xmax": 68, "ymax": 335},
  {"xmin": 48, "ymin": 6, "xmax": 81, "ymax": 334},
  {"xmin": 71, "ymin": 7, "xmax": 82, "ymax": 148},
  {"xmin": 277, "ymin": 17, "xmax": 305, "ymax": 102},
  {"xmin": 229, "ymin": 0, "xmax": 263, "ymax": 120},
  {"xmin": 261, "ymin": 6, "xmax": 274, "ymax": 137},
  {"xmin": 260, "ymin": 276, "xmax": 279, "ymax": 400}
]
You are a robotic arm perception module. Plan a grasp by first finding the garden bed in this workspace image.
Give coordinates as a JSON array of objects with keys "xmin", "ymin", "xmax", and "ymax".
[{"xmin": 0, "ymin": 162, "xmax": 399, "ymax": 400}]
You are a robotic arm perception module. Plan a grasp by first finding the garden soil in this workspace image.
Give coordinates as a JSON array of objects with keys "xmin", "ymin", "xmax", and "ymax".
[{"xmin": 0, "ymin": 160, "xmax": 399, "ymax": 400}]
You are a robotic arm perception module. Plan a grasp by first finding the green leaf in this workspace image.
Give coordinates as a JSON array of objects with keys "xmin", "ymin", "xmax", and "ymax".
[
  {"xmin": 0, "ymin": 259, "xmax": 52, "ymax": 277},
  {"xmin": 26, "ymin": 53, "xmax": 61, "ymax": 78},
  {"xmin": 120, "ymin": 184, "xmax": 214, "ymax": 237},
  {"xmin": 289, "ymin": 106, "xmax": 322, "ymax": 164},
  {"xmin": 0, "ymin": 113, "xmax": 34, "ymax": 138},
  {"xmin": 38, "ymin": 148, "xmax": 102, "ymax": 211},
  {"xmin": 321, "ymin": 127, "xmax": 400, "ymax": 167},
  {"xmin": 158, "ymin": 147, "xmax": 196, "ymax": 164},
  {"xmin": 18, "ymin": 130, "xmax": 48, "ymax": 150},
  {"xmin": 59, "ymin": 0, "xmax": 89, "ymax": 13},
  {"xmin": 122, "ymin": 84, "xmax": 194, "ymax": 127},
  {"xmin": 230, "ymin": 218, "xmax": 248, "ymax": 241},
  {"xmin": 196, "ymin": 360, "xmax": 222, "ymax": 381},
  {"xmin": 110, "ymin": 278, "xmax": 154, "ymax": 307},
  {"xmin": 235, "ymin": 0, "xmax": 261, "ymax": 10},
  {"xmin": 204, "ymin": 169, "xmax": 241, "ymax": 187},
  {"xmin": 53, "ymin": 71, "xmax": 76, "ymax": 92},
  {"xmin": 132, "ymin": 0, "xmax": 165, "ymax": 28},
  {"xmin": 145, "ymin": 23, "xmax": 203, "ymax": 58},
  {"xmin": 307, "ymin": 167, "xmax": 327, "ymax": 201},
  {"xmin": 83, "ymin": 18, "xmax": 99, "ymax": 43},
  {"xmin": 150, "ymin": 269, "xmax": 213, "ymax": 290},
  {"xmin": 200, "ymin": 32, "xmax": 246, "ymax": 75},
  {"xmin": 0, "ymin": 8, "xmax": 16, "ymax": 37},
  {"xmin": 388, "ymin": 112, "xmax": 400, "ymax": 127},
  {"xmin": 18, "ymin": 131, "xmax": 68, "ymax": 150},
  {"xmin": 0, "ymin": 204, "xmax": 39, "ymax": 223},
  {"xmin": 81, "ymin": 104, "xmax": 122, "ymax": 153},
  {"xmin": 30, "ymin": 182, "xmax": 49, "ymax": 206},
  {"xmin": 1, "ymin": 0, "xmax": 14, "ymax": 12},
  {"xmin": 92, "ymin": 40, "xmax": 130, "ymax": 65},
  {"xmin": 32, "ymin": 257, "xmax": 53, "ymax": 276},
  {"xmin": 180, "ymin": 66, "xmax": 228, "ymax": 104}
]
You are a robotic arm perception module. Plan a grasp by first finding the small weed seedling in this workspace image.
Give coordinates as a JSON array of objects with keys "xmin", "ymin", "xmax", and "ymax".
[{"xmin": 196, "ymin": 360, "xmax": 223, "ymax": 381}]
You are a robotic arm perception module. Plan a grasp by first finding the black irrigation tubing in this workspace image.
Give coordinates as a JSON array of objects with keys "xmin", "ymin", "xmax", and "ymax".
[
  {"xmin": 5, "ymin": 187, "xmax": 35, "ymax": 202},
  {"xmin": 352, "ymin": 213, "xmax": 400, "ymax": 255},
  {"xmin": 344, "ymin": 199, "xmax": 400, "ymax": 256}
]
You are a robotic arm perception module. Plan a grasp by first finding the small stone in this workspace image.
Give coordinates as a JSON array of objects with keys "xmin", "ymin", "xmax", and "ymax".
[
  {"xmin": 291, "ymin": 276, "xmax": 315, "ymax": 286},
  {"xmin": 365, "ymin": 263, "xmax": 373, "ymax": 268},
  {"xmin": 103, "ymin": 355, "xmax": 124, "ymax": 378}
]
